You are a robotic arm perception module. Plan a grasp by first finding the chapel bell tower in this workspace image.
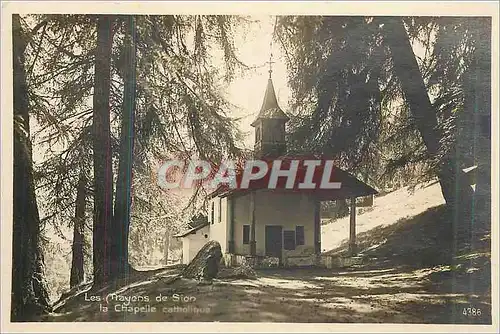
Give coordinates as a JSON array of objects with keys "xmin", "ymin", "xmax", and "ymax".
[{"xmin": 251, "ymin": 71, "xmax": 290, "ymax": 159}]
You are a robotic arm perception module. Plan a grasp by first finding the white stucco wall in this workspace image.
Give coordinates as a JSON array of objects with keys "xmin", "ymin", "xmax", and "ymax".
[
  {"xmin": 255, "ymin": 190, "xmax": 316, "ymax": 258},
  {"xmin": 181, "ymin": 225, "xmax": 210, "ymax": 265},
  {"xmin": 232, "ymin": 190, "xmax": 316, "ymax": 258},
  {"xmin": 233, "ymin": 194, "xmax": 251, "ymax": 255},
  {"xmin": 208, "ymin": 197, "xmax": 229, "ymax": 253}
]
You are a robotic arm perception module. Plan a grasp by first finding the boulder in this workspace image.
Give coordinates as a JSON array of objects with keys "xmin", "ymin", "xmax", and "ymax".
[{"xmin": 182, "ymin": 241, "xmax": 222, "ymax": 280}]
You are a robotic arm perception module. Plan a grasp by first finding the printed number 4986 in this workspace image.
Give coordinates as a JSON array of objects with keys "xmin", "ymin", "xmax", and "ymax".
[{"xmin": 463, "ymin": 307, "xmax": 481, "ymax": 317}]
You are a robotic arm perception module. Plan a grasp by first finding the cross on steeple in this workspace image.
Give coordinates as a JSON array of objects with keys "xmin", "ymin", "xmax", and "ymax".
[
  {"xmin": 266, "ymin": 37, "xmax": 275, "ymax": 78},
  {"xmin": 251, "ymin": 52, "xmax": 290, "ymax": 158},
  {"xmin": 266, "ymin": 54, "xmax": 275, "ymax": 78}
]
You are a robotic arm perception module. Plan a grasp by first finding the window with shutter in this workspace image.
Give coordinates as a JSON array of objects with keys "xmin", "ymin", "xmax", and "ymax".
[
  {"xmin": 284, "ymin": 230, "xmax": 296, "ymax": 250},
  {"xmin": 243, "ymin": 225, "xmax": 250, "ymax": 244},
  {"xmin": 295, "ymin": 226, "xmax": 305, "ymax": 246}
]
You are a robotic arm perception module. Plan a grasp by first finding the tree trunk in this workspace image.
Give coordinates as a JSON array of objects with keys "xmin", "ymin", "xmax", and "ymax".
[
  {"xmin": 466, "ymin": 19, "xmax": 491, "ymax": 234},
  {"xmin": 112, "ymin": 15, "xmax": 137, "ymax": 278},
  {"xmin": 164, "ymin": 229, "xmax": 170, "ymax": 265},
  {"xmin": 70, "ymin": 171, "xmax": 86, "ymax": 287},
  {"xmin": 11, "ymin": 14, "xmax": 50, "ymax": 321},
  {"xmin": 382, "ymin": 17, "xmax": 473, "ymax": 213},
  {"xmin": 92, "ymin": 15, "xmax": 115, "ymax": 286}
]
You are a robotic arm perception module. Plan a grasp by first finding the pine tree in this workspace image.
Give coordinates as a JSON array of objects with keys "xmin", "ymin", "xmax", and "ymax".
[
  {"xmin": 111, "ymin": 15, "xmax": 137, "ymax": 278},
  {"xmin": 11, "ymin": 14, "xmax": 50, "ymax": 321},
  {"xmin": 22, "ymin": 14, "xmax": 248, "ymax": 292},
  {"xmin": 381, "ymin": 17, "xmax": 473, "ymax": 214},
  {"xmin": 91, "ymin": 15, "xmax": 115, "ymax": 286},
  {"xmin": 277, "ymin": 16, "xmax": 490, "ymax": 215},
  {"xmin": 70, "ymin": 171, "xmax": 86, "ymax": 287}
]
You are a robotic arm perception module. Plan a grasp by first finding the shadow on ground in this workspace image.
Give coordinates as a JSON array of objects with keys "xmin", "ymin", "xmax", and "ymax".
[{"xmin": 41, "ymin": 205, "xmax": 491, "ymax": 324}]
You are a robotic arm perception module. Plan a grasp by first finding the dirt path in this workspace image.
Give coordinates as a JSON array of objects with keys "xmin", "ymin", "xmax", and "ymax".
[{"xmin": 42, "ymin": 265, "xmax": 490, "ymax": 323}]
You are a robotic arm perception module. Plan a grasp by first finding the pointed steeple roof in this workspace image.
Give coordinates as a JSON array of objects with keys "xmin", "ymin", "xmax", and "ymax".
[{"xmin": 251, "ymin": 78, "xmax": 290, "ymax": 127}]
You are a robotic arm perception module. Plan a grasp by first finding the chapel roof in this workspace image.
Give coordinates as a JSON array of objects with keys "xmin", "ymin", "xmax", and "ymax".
[
  {"xmin": 208, "ymin": 155, "xmax": 378, "ymax": 201},
  {"xmin": 250, "ymin": 78, "xmax": 290, "ymax": 127},
  {"xmin": 208, "ymin": 75, "xmax": 377, "ymax": 201}
]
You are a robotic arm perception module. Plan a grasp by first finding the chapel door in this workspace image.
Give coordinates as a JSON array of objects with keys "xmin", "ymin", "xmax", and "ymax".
[{"xmin": 265, "ymin": 225, "xmax": 283, "ymax": 261}]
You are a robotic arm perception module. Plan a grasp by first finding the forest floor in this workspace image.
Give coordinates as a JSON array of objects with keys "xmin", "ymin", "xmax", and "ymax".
[{"xmin": 40, "ymin": 182, "xmax": 492, "ymax": 323}]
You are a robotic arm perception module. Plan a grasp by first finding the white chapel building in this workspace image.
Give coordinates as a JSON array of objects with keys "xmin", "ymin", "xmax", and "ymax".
[{"xmin": 176, "ymin": 76, "xmax": 377, "ymax": 267}]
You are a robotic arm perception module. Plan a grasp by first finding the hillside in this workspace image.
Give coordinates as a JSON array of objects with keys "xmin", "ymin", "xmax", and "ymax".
[
  {"xmin": 320, "ymin": 180, "xmax": 445, "ymax": 253},
  {"xmin": 39, "ymin": 181, "xmax": 491, "ymax": 323}
]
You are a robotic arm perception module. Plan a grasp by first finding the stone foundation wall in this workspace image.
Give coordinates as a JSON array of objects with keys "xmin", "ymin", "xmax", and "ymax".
[
  {"xmin": 283, "ymin": 255, "xmax": 319, "ymax": 267},
  {"xmin": 320, "ymin": 255, "xmax": 363, "ymax": 268},
  {"xmin": 224, "ymin": 253, "xmax": 322, "ymax": 268},
  {"xmin": 223, "ymin": 253, "xmax": 363, "ymax": 269}
]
